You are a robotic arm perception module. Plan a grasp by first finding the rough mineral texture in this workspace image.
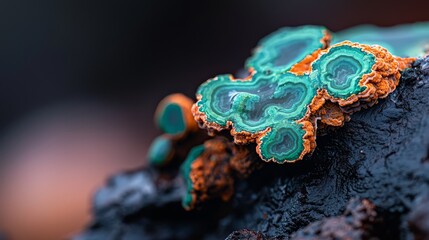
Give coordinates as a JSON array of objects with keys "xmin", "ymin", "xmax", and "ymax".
[
  {"xmin": 225, "ymin": 229, "xmax": 268, "ymax": 240},
  {"xmin": 77, "ymin": 56, "xmax": 429, "ymax": 240},
  {"xmin": 181, "ymin": 137, "xmax": 260, "ymax": 210},
  {"xmin": 289, "ymin": 198, "xmax": 378, "ymax": 240},
  {"xmin": 74, "ymin": 168, "xmax": 226, "ymax": 240},
  {"xmin": 226, "ymin": 198, "xmax": 378, "ymax": 240}
]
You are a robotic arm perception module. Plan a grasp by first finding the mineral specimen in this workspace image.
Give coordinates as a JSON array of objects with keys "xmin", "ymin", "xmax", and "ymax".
[
  {"xmin": 194, "ymin": 39, "xmax": 412, "ymax": 163},
  {"xmin": 77, "ymin": 25, "xmax": 429, "ymax": 240},
  {"xmin": 245, "ymin": 25, "xmax": 331, "ymax": 75}
]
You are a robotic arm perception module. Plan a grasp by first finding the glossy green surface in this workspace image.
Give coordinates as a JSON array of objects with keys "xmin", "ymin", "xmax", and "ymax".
[
  {"xmin": 246, "ymin": 25, "xmax": 328, "ymax": 74},
  {"xmin": 180, "ymin": 144, "xmax": 205, "ymax": 209},
  {"xmin": 311, "ymin": 45, "xmax": 375, "ymax": 99},
  {"xmin": 197, "ymin": 72, "xmax": 315, "ymax": 162},
  {"xmin": 259, "ymin": 123, "xmax": 306, "ymax": 162},
  {"xmin": 157, "ymin": 103, "xmax": 186, "ymax": 136},
  {"xmin": 335, "ymin": 22, "xmax": 429, "ymax": 57},
  {"xmin": 147, "ymin": 135, "xmax": 173, "ymax": 166},
  {"xmin": 197, "ymin": 42, "xmax": 378, "ymax": 163},
  {"xmin": 197, "ymin": 73, "xmax": 316, "ymax": 133}
]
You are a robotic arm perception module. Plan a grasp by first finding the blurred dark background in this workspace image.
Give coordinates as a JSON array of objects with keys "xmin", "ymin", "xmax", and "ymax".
[{"xmin": 0, "ymin": 0, "xmax": 428, "ymax": 239}]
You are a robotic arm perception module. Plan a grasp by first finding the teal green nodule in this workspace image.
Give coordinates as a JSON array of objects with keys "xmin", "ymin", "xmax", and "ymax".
[
  {"xmin": 147, "ymin": 135, "xmax": 174, "ymax": 166},
  {"xmin": 194, "ymin": 40, "xmax": 398, "ymax": 164},
  {"xmin": 157, "ymin": 103, "xmax": 187, "ymax": 136},
  {"xmin": 180, "ymin": 144, "xmax": 205, "ymax": 210},
  {"xmin": 246, "ymin": 25, "xmax": 330, "ymax": 74}
]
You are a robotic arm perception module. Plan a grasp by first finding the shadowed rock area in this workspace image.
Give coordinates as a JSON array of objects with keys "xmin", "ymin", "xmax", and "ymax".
[
  {"xmin": 408, "ymin": 191, "xmax": 429, "ymax": 240},
  {"xmin": 226, "ymin": 198, "xmax": 378, "ymax": 240},
  {"xmin": 76, "ymin": 56, "xmax": 429, "ymax": 240}
]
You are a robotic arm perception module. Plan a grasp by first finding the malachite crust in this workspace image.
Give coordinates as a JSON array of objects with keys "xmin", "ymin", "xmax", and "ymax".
[
  {"xmin": 147, "ymin": 135, "xmax": 174, "ymax": 166},
  {"xmin": 311, "ymin": 45, "xmax": 376, "ymax": 99},
  {"xmin": 157, "ymin": 102, "xmax": 187, "ymax": 136},
  {"xmin": 195, "ymin": 42, "xmax": 383, "ymax": 163},
  {"xmin": 196, "ymin": 72, "xmax": 316, "ymax": 134},
  {"xmin": 175, "ymin": 24, "xmax": 414, "ymax": 210},
  {"xmin": 193, "ymin": 26, "xmax": 409, "ymax": 164},
  {"xmin": 245, "ymin": 25, "xmax": 329, "ymax": 74},
  {"xmin": 258, "ymin": 123, "xmax": 306, "ymax": 163},
  {"xmin": 196, "ymin": 71, "xmax": 318, "ymax": 163},
  {"xmin": 181, "ymin": 144, "xmax": 205, "ymax": 209}
]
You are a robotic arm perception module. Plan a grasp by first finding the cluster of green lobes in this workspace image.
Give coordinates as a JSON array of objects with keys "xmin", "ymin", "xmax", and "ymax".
[
  {"xmin": 148, "ymin": 102, "xmax": 186, "ymax": 166},
  {"xmin": 148, "ymin": 94, "xmax": 194, "ymax": 166},
  {"xmin": 245, "ymin": 25, "xmax": 328, "ymax": 74},
  {"xmin": 196, "ymin": 43, "xmax": 377, "ymax": 163}
]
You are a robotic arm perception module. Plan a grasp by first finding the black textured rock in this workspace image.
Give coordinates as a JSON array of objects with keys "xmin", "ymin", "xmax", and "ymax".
[
  {"xmin": 289, "ymin": 198, "xmax": 377, "ymax": 240},
  {"xmin": 226, "ymin": 199, "xmax": 378, "ymax": 240},
  {"xmin": 225, "ymin": 229, "xmax": 267, "ymax": 240},
  {"xmin": 75, "ymin": 169, "xmax": 227, "ymax": 240},
  {"xmin": 77, "ymin": 56, "xmax": 429, "ymax": 240}
]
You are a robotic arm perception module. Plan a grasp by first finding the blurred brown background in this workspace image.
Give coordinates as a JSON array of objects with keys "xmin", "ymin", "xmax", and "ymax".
[{"xmin": 0, "ymin": 0, "xmax": 428, "ymax": 239}]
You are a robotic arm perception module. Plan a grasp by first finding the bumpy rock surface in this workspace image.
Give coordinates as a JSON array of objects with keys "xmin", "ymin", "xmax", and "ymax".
[
  {"xmin": 74, "ymin": 169, "xmax": 224, "ymax": 240},
  {"xmin": 225, "ymin": 229, "xmax": 268, "ymax": 240},
  {"xmin": 289, "ymin": 198, "xmax": 377, "ymax": 240},
  {"xmin": 226, "ymin": 198, "xmax": 378, "ymax": 240},
  {"xmin": 77, "ymin": 57, "xmax": 429, "ymax": 240}
]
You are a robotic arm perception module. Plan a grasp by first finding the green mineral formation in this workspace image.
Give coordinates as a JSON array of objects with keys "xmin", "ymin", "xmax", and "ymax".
[
  {"xmin": 195, "ymin": 72, "xmax": 316, "ymax": 163},
  {"xmin": 335, "ymin": 22, "xmax": 429, "ymax": 57},
  {"xmin": 194, "ymin": 40, "xmax": 392, "ymax": 164},
  {"xmin": 147, "ymin": 135, "xmax": 174, "ymax": 166},
  {"xmin": 156, "ymin": 101, "xmax": 187, "ymax": 136},
  {"xmin": 310, "ymin": 44, "xmax": 376, "ymax": 99},
  {"xmin": 246, "ymin": 25, "xmax": 330, "ymax": 74}
]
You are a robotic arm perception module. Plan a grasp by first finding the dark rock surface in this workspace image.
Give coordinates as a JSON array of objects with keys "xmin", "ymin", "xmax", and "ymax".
[
  {"xmin": 76, "ymin": 56, "xmax": 429, "ymax": 240},
  {"xmin": 289, "ymin": 198, "xmax": 377, "ymax": 240},
  {"xmin": 226, "ymin": 198, "xmax": 378, "ymax": 240},
  {"xmin": 225, "ymin": 229, "xmax": 268, "ymax": 240},
  {"xmin": 74, "ymin": 169, "xmax": 226, "ymax": 240}
]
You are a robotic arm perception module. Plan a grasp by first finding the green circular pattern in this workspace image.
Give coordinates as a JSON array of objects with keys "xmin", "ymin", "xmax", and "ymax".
[
  {"xmin": 197, "ymin": 72, "xmax": 315, "ymax": 134},
  {"xmin": 312, "ymin": 45, "xmax": 376, "ymax": 99},
  {"xmin": 246, "ymin": 26, "xmax": 328, "ymax": 74},
  {"xmin": 259, "ymin": 123, "xmax": 305, "ymax": 163}
]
